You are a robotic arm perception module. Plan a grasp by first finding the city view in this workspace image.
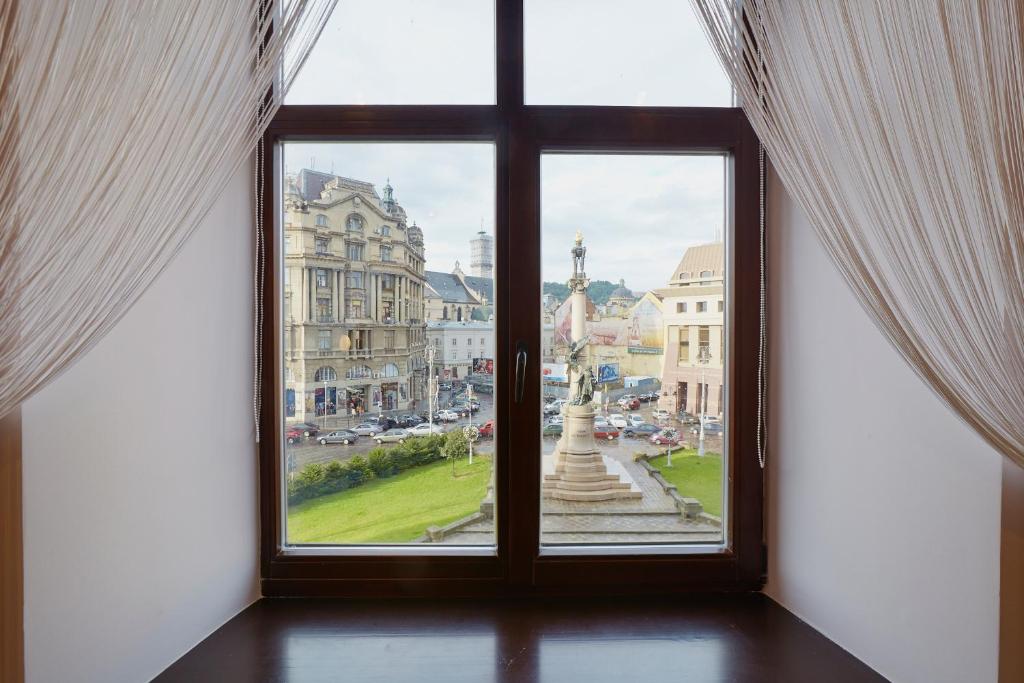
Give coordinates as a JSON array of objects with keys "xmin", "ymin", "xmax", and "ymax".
[{"xmin": 281, "ymin": 144, "xmax": 726, "ymax": 547}]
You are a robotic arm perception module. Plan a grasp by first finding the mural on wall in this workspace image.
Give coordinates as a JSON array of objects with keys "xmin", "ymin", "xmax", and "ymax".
[
  {"xmin": 626, "ymin": 297, "xmax": 664, "ymax": 354},
  {"xmin": 554, "ymin": 294, "xmax": 663, "ymax": 352},
  {"xmin": 473, "ymin": 358, "xmax": 494, "ymax": 375}
]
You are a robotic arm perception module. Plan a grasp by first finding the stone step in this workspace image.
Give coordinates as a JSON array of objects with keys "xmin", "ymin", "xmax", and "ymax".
[
  {"xmin": 543, "ymin": 479, "xmax": 634, "ymax": 492},
  {"xmin": 560, "ymin": 462, "xmax": 615, "ymax": 474},
  {"xmin": 544, "ymin": 488, "xmax": 643, "ymax": 502},
  {"xmin": 544, "ymin": 472, "xmax": 619, "ymax": 483}
]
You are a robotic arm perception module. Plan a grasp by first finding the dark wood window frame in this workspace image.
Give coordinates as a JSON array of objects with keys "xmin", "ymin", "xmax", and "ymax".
[{"xmin": 259, "ymin": 1, "xmax": 764, "ymax": 598}]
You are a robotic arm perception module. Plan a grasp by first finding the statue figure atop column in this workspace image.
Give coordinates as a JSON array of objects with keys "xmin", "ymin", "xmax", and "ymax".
[{"xmin": 570, "ymin": 230, "xmax": 588, "ymax": 288}]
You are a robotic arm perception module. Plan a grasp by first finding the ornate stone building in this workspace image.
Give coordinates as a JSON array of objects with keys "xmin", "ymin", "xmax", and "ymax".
[
  {"xmin": 656, "ymin": 242, "xmax": 725, "ymax": 418},
  {"xmin": 282, "ymin": 169, "xmax": 427, "ymax": 422}
]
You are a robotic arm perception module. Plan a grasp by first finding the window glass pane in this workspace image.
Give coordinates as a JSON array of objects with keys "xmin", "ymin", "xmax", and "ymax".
[
  {"xmin": 281, "ymin": 142, "xmax": 496, "ymax": 547},
  {"xmin": 286, "ymin": 1, "xmax": 495, "ymax": 105},
  {"xmin": 540, "ymin": 153, "xmax": 726, "ymax": 549},
  {"xmin": 525, "ymin": 0, "xmax": 731, "ymax": 106}
]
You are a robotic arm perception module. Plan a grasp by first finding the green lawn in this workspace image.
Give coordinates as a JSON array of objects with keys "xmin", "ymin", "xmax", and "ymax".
[
  {"xmin": 647, "ymin": 449, "xmax": 723, "ymax": 517},
  {"xmin": 288, "ymin": 455, "xmax": 492, "ymax": 544}
]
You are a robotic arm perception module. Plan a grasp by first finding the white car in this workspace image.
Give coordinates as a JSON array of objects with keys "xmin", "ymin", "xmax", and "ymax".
[
  {"xmin": 436, "ymin": 409, "xmax": 460, "ymax": 422},
  {"xmin": 608, "ymin": 413, "xmax": 629, "ymax": 429},
  {"xmin": 543, "ymin": 399, "xmax": 567, "ymax": 416},
  {"xmin": 627, "ymin": 414, "xmax": 645, "ymax": 426},
  {"xmin": 594, "ymin": 415, "xmax": 609, "ymax": 426},
  {"xmin": 546, "ymin": 415, "xmax": 564, "ymax": 425},
  {"xmin": 407, "ymin": 423, "xmax": 445, "ymax": 437},
  {"xmin": 651, "ymin": 409, "xmax": 672, "ymax": 421}
]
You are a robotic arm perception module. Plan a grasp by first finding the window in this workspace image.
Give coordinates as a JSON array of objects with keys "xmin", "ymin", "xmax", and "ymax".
[
  {"xmin": 676, "ymin": 302, "xmax": 687, "ymax": 313},
  {"xmin": 383, "ymin": 330, "xmax": 395, "ymax": 351},
  {"xmin": 346, "ymin": 271, "xmax": 363, "ymax": 289},
  {"xmin": 316, "ymin": 269, "xmax": 328, "ymax": 288},
  {"xmin": 318, "ymin": 330, "xmax": 331, "ymax": 350},
  {"xmin": 317, "ymin": 298, "xmax": 332, "ymax": 322},
  {"xmin": 346, "ymin": 295, "xmax": 364, "ymax": 319},
  {"xmin": 381, "ymin": 274, "xmax": 395, "ymax": 290},
  {"xmin": 697, "ymin": 301, "xmax": 707, "ymax": 313},
  {"xmin": 316, "ymin": 237, "xmax": 329, "ymax": 255},
  {"xmin": 313, "ymin": 366, "xmax": 336, "ymax": 382},
  {"xmin": 677, "ymin": 326, "xmax": 690, "ymax": 364},
  {"xmin": 380, "ymin": 225, "xmax": 390, "ymax": 236},
  {"xmin": 263, "ymin": 2, "xmax": 762, "ymax": 596},
  {"xmin": 316, "ymin": 214, "xmax": 328, "ymax": 227},
  {"xmin": 700, "ymin": 270, "xmax": 713, "ymax": 278},
  {"xmin": 718, "ymin": 300, "xmax": 724, "ymax": 313}
]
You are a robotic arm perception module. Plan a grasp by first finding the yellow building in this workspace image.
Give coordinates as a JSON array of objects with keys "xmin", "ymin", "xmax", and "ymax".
[{"xmin": 282, "ymin": 170, "xmax": 427, "ymax": 422}]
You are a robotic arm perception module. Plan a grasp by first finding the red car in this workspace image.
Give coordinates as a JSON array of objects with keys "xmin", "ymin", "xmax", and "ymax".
[
  {"xmin": 478, "ymin": 419, "xmax": 495, "ymax": 438},
  {"xmin": 649, "ymin": 430, "xmax": 682, "ymax": 446},
  {"xmin": 593, "ymin": 425, "xmax": 620, "ymax": 440},
  {"xmin": 618, "ymin": 398, "xmax": 640, "ymax": 410},
  {"xmin": 285, "ymin": 426, "xmax": 303, "ymax": 444}
]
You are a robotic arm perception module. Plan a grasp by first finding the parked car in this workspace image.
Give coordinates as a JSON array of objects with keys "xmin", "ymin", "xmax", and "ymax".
[
  {"xmin": 294, "ymin": 422, "xmax": 320, "ymax": 437},
  {"xmin": 650, "ymin": 429, "xmax": 683, "ymax": 446},
  {"xmin": 450, "ymin": 403, "xmax": 472, "ymax": 417},
  {"xmin": 438, "ymin": 382, "xmax": 452, "ymax": 391},
  {"xmin": 396, "ymin": 414, "xmax": 424, "ymax": 428},
  {"xmin": 543, "ymin": 399, "xmax": 567, "ymax": 416},
  {"xmin": 546, "ymin": 415, "xmax": 564, "ymax": 425},
  {"xmin": 478, "ymin": 419, "xmax": 495, "ymax": 438},
  {"xmin": 678, "ymin": 411, "xmax": 701, "ymax": 426},
  {"xmin": 350, "ymin": 423, "xmax": 384, "ymax": 436},
  {"xmin": 542, "ymin": 422, "xmax": 563, "ymax": 437},
  {"xmin": 617, "ymin": 396, "xmax": 640, "ymax": 410},
  {"xmin": 608, "ymin": 413, "xmax": 629, "ymax": 429},
  {"xmin": 593, "ymin": 425, "xmax": 620, "ymax": 440},
  {"xmin": 639, "ymin": 392, "xmax": 658, "ymax": 402},
  {"xmin": 622, "ymin": 423, "xmax": 661, "ymax": 438},
  {"xmin": 407, "ymin": 423, "xmax": 444, "ymax": 437},
  {"xmin": 627, "ymin": 413, "xmax": 645, "ymax": 426},
  {"xmin": 594, "ymin": 415, "xmax": 609, "ymax": 426},
  {"xmin": 374, "ymin": 428, "xmax": 411, "ymax": 444},
  {"xmin": 691, "ymin": 421, "xmax": 725, "ymax": 436},
  {"xmin": 436, "ymin": 409, "xmax": 460, "ymax": 422},
  {"xmin": 318, "ymin": 430, "xmax": 359, "ymax": 446},
  {"xmin": 651, "ymin": 409, "xmax": 672, "ymax": 422},
  {"xmin": 285, "ymin": 426, "xmax": 304, "ymax": 444}
]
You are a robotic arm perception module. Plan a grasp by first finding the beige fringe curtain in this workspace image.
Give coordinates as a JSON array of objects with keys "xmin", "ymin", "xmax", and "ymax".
[
  {"xmin": 0, "ymin": 0, "xmax": 335, "ymax": 420},
  {"xmin": 691, "ymin": 0, "xmax": 1024, "ymax": 467}
]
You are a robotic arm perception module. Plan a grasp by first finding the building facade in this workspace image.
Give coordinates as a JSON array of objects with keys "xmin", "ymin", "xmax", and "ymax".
[
  {"xmin": 283, "ymin": 169, "xmax": 428, "ymax": 422},
  {"xmin": 656, "ymin": 242, "xmax": 725, "ymax": 418},
  {"xmin": 424, "ymin": 260, "xmax": 494, "ymax": 323},
  {"xmin": 425, "ymin": 320, "xmax": 494, "ymax": 381}
]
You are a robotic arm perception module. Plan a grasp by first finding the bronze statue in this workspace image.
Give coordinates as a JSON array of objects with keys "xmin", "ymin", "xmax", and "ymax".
[{"xmin": 572, "ymin": 366, "xmax": 595, "ymax": 406}]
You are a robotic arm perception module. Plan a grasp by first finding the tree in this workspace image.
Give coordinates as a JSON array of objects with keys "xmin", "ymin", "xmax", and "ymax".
[{"xmin": 441, "ymin": 429, "xmax": 469, "ymax": 476}]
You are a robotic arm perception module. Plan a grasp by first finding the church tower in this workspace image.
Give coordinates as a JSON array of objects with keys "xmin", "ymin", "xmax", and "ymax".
[{"xmin": 469, "ymin": 230, "xmax": 493, "ymax": 278}]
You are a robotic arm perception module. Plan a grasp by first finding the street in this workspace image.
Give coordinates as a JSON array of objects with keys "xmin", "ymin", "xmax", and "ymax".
[{"xmin": 286, "ymin": 391, "xmax": 723, "ymax": 472}]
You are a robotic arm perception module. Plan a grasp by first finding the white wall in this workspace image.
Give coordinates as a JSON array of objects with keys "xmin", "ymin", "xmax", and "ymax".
[
  {"xmin": 21, "ymin": 166, "xmax": 258, "ymax": 682},
  {"xmin": 765, "ymin": 170, "xmax": 1004, "ymax": 682}
]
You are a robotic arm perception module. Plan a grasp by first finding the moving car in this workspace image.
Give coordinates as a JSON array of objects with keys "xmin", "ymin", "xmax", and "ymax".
[
  {"xmin": 478, "ymin": 419, "xmax": 495, "ymax": 438},
  {"xmin": 691, "ymin": 421, "xmax": 725, "ymax": 436},
  {"xmin": 318, "ymin": 430, "xmax": 359, "ymax": 445},
  {"xmin": 542, "ymin": 422, "xmax": 563, "ymax": 437},
  {"xmin": 622, "ymin": 423, "xmax": 660, "ymax": 438},
  {"xmin": 593, "ymin": 425, "xmax": 620, "ymax": 440},
  {"xmin": 407, "ymin": 423, "xmax": 444, "ymax": 437},
  {"xmin": 350, "ymin": 423, "xmax": 384, "ymax": 436},
  {"xmin": 608, "ymin": 413, "xmax": 629, "ymax": 429},
  {"xmin": 650, "ymin": 429, "xmax": 682, "ymax": 446},
  {"xmin": 295, "ymin": 422, "xmax": 320, "ymax": 437},
  {"xmin": 374, "ymin": 428, "xmax": 411, "ymax": 444}
]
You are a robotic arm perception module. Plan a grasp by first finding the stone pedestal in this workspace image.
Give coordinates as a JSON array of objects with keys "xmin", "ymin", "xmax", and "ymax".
[{"xmin": 543, "ymin": 402, "xmax": 640, "ymax": 501}]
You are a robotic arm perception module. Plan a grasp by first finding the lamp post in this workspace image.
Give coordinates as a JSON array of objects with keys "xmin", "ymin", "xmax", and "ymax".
[
  {"xmin": 698, "ymin": 344, "xmax": 711, "ymax": 457},
  {"xmin": 466, "ymin": 384, "xmax": 475, "ymax": 464},
  {"xmin": 426, "ymin": 344, "xmax": 436, "ymax": 433},
  {"xmin": 322, "ymin": 378, "xmax": 329, "ymax": 431}
]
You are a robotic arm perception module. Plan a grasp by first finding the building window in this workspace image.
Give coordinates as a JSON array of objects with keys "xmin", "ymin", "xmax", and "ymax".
[
  {"xmin": 346, "ymin": 296, "xmax": 364, "ymax": 318},
  {"xmin": 313, "ymin": 366, "xmax": 336, "ymax": 382},
  {"xmin": 381, "ymin": 274, "xmax": 395, "ymax": 290},
  {"xmin": 347, "ymin": 214, "xmax": 363, "ymax": 232},
  {"xmin": 317, "ymin": 298, "xmax": 332, "ymax": 322},
  {"xmin": 697, "ymin": 301, "xmax": 707, "ymax": 313},
  {"xmin": 382, "ymin": 363, "xmax": 399, "ymax": 378},
  {"xmin": 346, "ymin": 365, "xmax": 372, "ymax": 380},
  {"xmin": 318, "ymin": 330, "xmax": 331, "ymax": 350},
  {"xmin": 451, "ymin": 338, "xmax": 456, "ymax": 346},
  {"xmin": 316, "ymin": 237, "xmax": 329, "ymax": 255},
  {"xmin": 316, "ymin": 269, "xmax": 328, "ymax": 288},
  {"xmin": 346, "ymin": 271, "xmax": 363, "ymax": 288},
  {"xmin": 380, "ymin": 225, "xmax": 390, "ymax": 236},
  {"xmin": 677, "ymin": 326, "xmax": 690, "ymax": 364},
  {"xmin": 698, "ymin": 325, "xmax": 710, "ymax": 358},
  {"xmin": 284, "ymin": 235, "xmax": 291, "ymax": 253},
  {"xmin": 699, "ymin": 270, "xmax": 713, "ymax": 278},
  {"xmin": 347, "ymin": 243, "xmax": 364, "ymax": 260},
  {"xmin": 718, "ymin": 300, "xmax": 724, "ymax": 313},
  {"xmin": 676, "ymin": 302, "xmax": 687, "ymax": 313},
  {"xmin": 316, "ymin": 214, "xmax": 328, "ymax": 227},
  {"xmin": 383, "ymin": 330, "xmax": 395, "ymax": 351},
  {"xmin": 380, "ymin": 245, "xmax": 392, "ymax": 262}
]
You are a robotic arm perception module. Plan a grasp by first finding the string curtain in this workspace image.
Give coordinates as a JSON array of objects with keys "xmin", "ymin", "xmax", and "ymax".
[
  {"xmin": 0, "ymin": 0, "xmax": 336, "ymax": 420},
  {"xmin": 690, "ymin": 0, "xmax": 1024, "ymax": 467}
]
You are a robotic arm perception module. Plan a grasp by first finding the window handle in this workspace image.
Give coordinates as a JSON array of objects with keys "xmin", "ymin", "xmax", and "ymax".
[{"xmin": 514, "ymin": 341, "xmax": 528, "ymax": 403}]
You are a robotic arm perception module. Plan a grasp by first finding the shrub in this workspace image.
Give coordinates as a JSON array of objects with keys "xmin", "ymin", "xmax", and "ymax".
[
  {"xmin": 442, "ymin": 429, "xmax": 469, "ymax": 474},
  {"xmin": 367, "ymin": 449, "xmax": 394, "ymax": 477}
]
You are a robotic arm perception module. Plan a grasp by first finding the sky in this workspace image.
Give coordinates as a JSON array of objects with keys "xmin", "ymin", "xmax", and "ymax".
[{"xmin": 283, "ymin": 0, "xmax": 730, "ymax": 293}]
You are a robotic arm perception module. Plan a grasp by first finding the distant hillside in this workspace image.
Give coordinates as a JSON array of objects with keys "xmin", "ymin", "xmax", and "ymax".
[{"xmin": 543, "ymin": 279, "xmax": 618, "ymax": 305}]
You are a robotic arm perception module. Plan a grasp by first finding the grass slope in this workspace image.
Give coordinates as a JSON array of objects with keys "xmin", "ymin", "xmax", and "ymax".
[
  {"xmin": 288, "ymin": 455, "xmax": 492, "ymax": 544},
  {"xmin": 647, "ymin": 449, "xmax": 723, "ymax": 517}
]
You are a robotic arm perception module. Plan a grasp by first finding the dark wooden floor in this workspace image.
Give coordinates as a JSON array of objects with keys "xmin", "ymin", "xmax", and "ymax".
[{"xmin": 155, "ymin": 594, "xmax": 886, "ymax": 682}]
